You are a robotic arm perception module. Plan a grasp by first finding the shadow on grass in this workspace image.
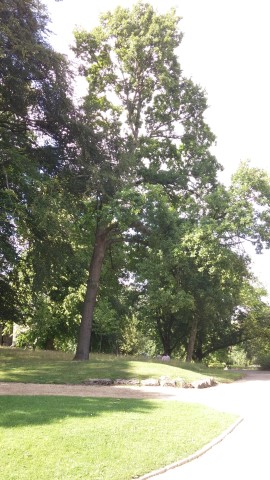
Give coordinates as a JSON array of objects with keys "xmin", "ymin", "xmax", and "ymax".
[
  {"xmin": 0, "ymin": 395, "xmax": 158, "ymax": 428},
  {"xmin": 0, "ymin": 361, "xmax": 135, "ymax": 384}
]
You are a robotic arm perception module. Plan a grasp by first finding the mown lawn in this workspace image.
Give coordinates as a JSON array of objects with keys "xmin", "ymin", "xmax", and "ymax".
[
  {"xmin": 0, "ymin": 395, "xmax": 238, "ymax": 480},
  {"xmin": 0, "ymin": 347, "xmax": 242, "ymax": 384}
]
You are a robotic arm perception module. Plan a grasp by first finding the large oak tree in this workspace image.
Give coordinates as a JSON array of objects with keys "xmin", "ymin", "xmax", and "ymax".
[{"xmin": 73, "ymin": 2, "xmax": 220, "ymax": 360}]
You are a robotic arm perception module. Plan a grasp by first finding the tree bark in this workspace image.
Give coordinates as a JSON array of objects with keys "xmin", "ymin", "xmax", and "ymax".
[
  {"xmin": 193, "ymin": 337, "xmax": 204, "ymax": 362},
  {"xmin": 74, "ymin": 227, "xmax": 108, "ymax": 360},
  {"xmin": 45, "ymin": 337, "xmax": 55, "ymax": 350},
  {"xmin": 156, "ymin": 317, "xmax": 172, "ymax": 356},
  {"xmin": 186, "ymin": 317, "xmax": 198, "ymax": 362}
]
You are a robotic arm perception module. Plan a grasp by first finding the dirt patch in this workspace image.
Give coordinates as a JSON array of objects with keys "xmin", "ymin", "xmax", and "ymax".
[
  {"xmin": 0, "ymin": 375, "xmax": 217, "ymax": 399},
  {"xmin": 0, "ymin": 382, "xmax": 183, "ymax": 399},
  {"xmin": 1, "ymin": 371, "xmax": 269, "ymax": 407}
]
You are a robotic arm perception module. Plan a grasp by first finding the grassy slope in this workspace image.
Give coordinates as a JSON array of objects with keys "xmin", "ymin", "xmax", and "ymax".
[
  {"xmin": 0, "ymin": 395, "xmax": 238, "ymax": 480},
  {"xmin": 0, "ymin": 347, "xmax": 242, "ymax": 384}
]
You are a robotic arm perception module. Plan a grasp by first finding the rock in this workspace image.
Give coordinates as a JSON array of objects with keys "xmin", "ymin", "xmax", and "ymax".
[
  {"xmin": 159, "ymin": 376, "xmax": 176, "ymax": 387},
  {"xmin": 114, "ymin": 378, "xmax": 140, "ymax": 385},
  {"xmin": 191, "ymin": 377, "xmax": 217, "ymax": 389},
  {"xmin": 83, "ymin": 378, "xmax": 113, "ymax": 386},
  {"xmin": 174, "ymin": 377, "xmax": 185, "ymax": 388},
  {"xmin": 140, "ymin": 378, "xmax": 160, "ymax": 386}
]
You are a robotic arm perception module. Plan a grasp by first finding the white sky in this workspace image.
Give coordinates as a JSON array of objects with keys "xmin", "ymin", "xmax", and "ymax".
[{"xmin": 44, "ymin": 0, "xmax": 270, "ymax": 294}]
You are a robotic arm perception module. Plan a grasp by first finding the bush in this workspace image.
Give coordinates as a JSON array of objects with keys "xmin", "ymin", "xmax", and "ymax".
[
  {"xmin": 228, "ymin": 346, "xmax": 250, "ymax": 368},
  {"xmin": 256, "ymin": 354, "xmax": 270, "ymax": 370}
]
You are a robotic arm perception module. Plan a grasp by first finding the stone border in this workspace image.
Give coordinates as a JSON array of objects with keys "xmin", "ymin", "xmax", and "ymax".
[
  {"xmin": 82, "ymin": 376, "xmax": 217, "ymax": 389},
  {"xmin": 136, "ymin": 416, "xmax": 244, "ymax": 480}
]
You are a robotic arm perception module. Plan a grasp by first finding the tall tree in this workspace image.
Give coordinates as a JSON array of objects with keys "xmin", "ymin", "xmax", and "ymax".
[{"xmin": 73, "ymin": 2, "xmax": 219, "ymax": 360}]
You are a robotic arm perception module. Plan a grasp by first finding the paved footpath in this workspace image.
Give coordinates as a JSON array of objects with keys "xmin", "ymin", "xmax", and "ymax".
[{"xmin": 148, "ymin": 371, "xmax": 270, "ymax": 480}]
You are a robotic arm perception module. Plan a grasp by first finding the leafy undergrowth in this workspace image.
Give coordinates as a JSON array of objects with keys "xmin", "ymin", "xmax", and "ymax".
[
  {"xmin": 0, "ymin": 347, "xmax": 242, "ymax": 384},
  {"xmin": 0, "ymin": 395, "xmax": 238, "ymax": 480}
]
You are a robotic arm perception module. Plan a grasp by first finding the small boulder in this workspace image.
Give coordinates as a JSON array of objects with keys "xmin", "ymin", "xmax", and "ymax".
[
  {"xmin": 191, "ymin": 377, "xmax": 217, "ymax": 389},
  {"xmin": 83, "ymin": 378, "xmax": 113, "ymax": 386},
  {"xmin": 159, "ymin": 376, "xmax": 176, "ymax": 387},
  {"xmin": 174, "ymin": 377, "xmax": 185, "ymax": 388},
  {"xmin": 140, "ymin": 378, "xmax": 160, "ymax": 386},
  {"xmin": 114, "ymin": 378, "xmax": 140, "ymax": 385}
]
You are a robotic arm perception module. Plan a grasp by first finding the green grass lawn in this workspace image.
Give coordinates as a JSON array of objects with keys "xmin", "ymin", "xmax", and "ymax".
[
  {"xmin": 0, "ymin": 395, "xmax": 238, "ymax": 480},
  {"xmin": 0, "ymin": 347, "xmax": 241, "ymax": 384}
]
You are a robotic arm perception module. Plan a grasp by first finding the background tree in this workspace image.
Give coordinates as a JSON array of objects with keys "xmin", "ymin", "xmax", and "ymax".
[
  {"xmin": 131, "ymin": 162, "xmax": 270, "ymax": 361},
  {"xmin": 0, "ymin": 0, "xmax": 75, "ymax": 328}
]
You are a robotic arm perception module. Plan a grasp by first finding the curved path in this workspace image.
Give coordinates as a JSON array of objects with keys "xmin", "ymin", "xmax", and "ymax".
[
  {"xmin": 147, "ymin": 371, "xmax": 270, "ymax": 479},
  {"xmin": 1, "ymin": 370, "xmax": 269, "ymax": 411},
  {"xmin": 1, "ymin": 371, "xmax": 270, "ymax": 479}
]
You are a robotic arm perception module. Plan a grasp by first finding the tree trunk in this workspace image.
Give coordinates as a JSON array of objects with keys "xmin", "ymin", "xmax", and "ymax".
[
  {"xmin": 12, "ymin": 323, "xmax": 19, "ymax": 347},
  {"xmin": 193, "ymin": 337, "xmax": 204, "ymax": 362},
  {"xmin": 186, "ymin": 317, "xmax": 198, "ymax": 362},
  {"xmin": 74, "ymin": 227, "xmax": 108, "ymax": 360},
  {"xmin": 156, "ymin": 317, "xmax": 172, "ymax": 356},
  {"xmin": 45, "ymin": 337, "xmax": 55, "ymax": 350}
]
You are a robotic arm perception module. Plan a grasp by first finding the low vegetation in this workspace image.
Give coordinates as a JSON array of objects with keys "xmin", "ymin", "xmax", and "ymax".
[{"xmin": 0, "ymin": 395, "xmax": 238, "ymax": 480}]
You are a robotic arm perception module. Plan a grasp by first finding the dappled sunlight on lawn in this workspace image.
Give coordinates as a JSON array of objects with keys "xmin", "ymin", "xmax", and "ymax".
[{"xmin": 0, "ymin": 347, "xmax": 241, "ymax": 384}]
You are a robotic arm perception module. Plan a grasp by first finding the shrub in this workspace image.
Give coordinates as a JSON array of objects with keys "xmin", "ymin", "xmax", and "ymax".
[
  {"xmin": 228, "ymin": 346, "xmax": 250, "ymax": 368},
  {"xmin": 257, "ymin": 354, "xmax": 270, "ymax": 370}
]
